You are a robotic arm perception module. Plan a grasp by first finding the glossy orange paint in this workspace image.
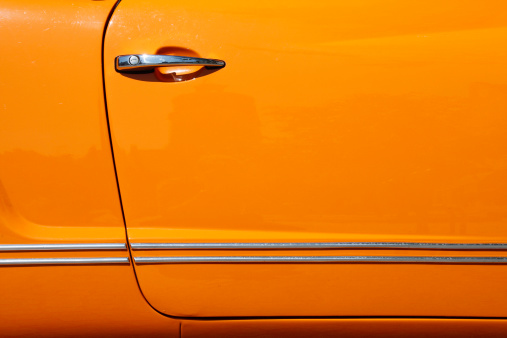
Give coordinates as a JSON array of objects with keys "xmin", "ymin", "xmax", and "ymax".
[
  {"xmin": 132, "ymin": 255, "xmax": 507, "ymax": 317},
  {"xmin": 0, "ymin": 0, "xmax": 124, "ymax": 243},
  {"xmin": 0, "ymin": 265, "xmax": 180, "ymax": 337},
  {"xmin": 182, "ymin": 318, "xmax": 507, "ymax": 338},
  {"xmin": 2, "ymin": 0, "xmax": 507, "ymax": 334},
  {"xmin": 104, "ymin": 0, "xmax": 507, "ymax": 318},
  {"xmin": 0, "ymin": 0, "xmax": 178, "ymax": 335}
]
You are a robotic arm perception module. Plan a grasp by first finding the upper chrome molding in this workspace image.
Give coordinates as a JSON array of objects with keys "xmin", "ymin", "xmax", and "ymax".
[
  {"xmin": 134, "ymin": 256, "xmax": 507, "ymax": 264},
  {"xmin": 0, "ymin": 257, "xmax": 129, "ymax": 266},
  {"xmin": 116, "ymin": 54, "xmax": 226, "ymax": 73},
  {"xmin": 130, "ymin": 242, "xmax": 507, "ymax": 251},
  {"xmin": 0, "ymin": 243, "xmax": 127, "ymax": 252}
]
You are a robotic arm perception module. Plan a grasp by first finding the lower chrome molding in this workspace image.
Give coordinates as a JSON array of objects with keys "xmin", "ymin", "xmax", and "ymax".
[
  {"xmin": 0, "ymin": 243, "xmax": 127, "ymax": 251},
  {"xmin": 133, "ymin": 256, "xmax": 507, "ymax": 264},
  {"xmin": 0, "ymin": 257, "xmax": 129, "ymax": 265},
  {"xmin": 130, "ymin": 242, "xmax": 507, "ymax": 250}
]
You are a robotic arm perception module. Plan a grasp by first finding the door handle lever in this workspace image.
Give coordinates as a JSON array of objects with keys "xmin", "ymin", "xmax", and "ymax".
[{"xmin": 115, "ymin": 54, "xmax": 226, "ymax": 73}]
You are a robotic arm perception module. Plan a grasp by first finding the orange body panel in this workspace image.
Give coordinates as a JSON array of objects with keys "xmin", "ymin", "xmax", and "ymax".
[
  {"xmin": 105, "ymin": 0, "xmax": 507, "ymax": 239},
  {"xmin": 104, "ymin": 0, "xmax": 507, "ymax": 318},
  {"xmin": 0, "ymin": 0, "xmax": 178, "ymax": 334},
  {"xmin": 0, "ymin": 0, "xmax": 124, "ymax": 242},
  {"xmin": 0, "ymin": 265, "xmax": 179, "ymax": 337},
  {"xmin": 182, "ymin": 319, "xmax": 507, "ymax": 338},
  {"xmin": 2, "ymin": 0, "xmax": 507, "ymax": 334}
]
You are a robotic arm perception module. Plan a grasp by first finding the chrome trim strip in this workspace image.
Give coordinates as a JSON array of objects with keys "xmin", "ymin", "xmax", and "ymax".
[
  {"xmin": 130, "ymin": 242, "xmax": 507, "ymax": 251},
  {"xmin": 0, "ymin": 257, "xmax": 129, "ymax": 265},
  {"xmin": 134, "ymin": 256, "xmax": 507, "ymax": 264},
  {"xmin": 0, "ymin": 243, "xmax": 126, "ymax": 252}
]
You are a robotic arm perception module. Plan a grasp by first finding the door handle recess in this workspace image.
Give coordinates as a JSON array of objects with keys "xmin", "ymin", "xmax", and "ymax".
[{"xmin": 115, "ymin": 54, "xmax": 226, "ymax": 73}]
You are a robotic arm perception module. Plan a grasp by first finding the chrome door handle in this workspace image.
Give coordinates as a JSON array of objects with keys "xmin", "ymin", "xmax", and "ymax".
[{"xmin": 115, "ymin": 54, "xmax": 226, "ymax": 73}]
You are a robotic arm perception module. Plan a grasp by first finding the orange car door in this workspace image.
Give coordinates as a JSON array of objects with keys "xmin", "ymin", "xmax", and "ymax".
[{"xmin": 104, "ymin": 0, "xmax": 507, "ymax": 317}]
